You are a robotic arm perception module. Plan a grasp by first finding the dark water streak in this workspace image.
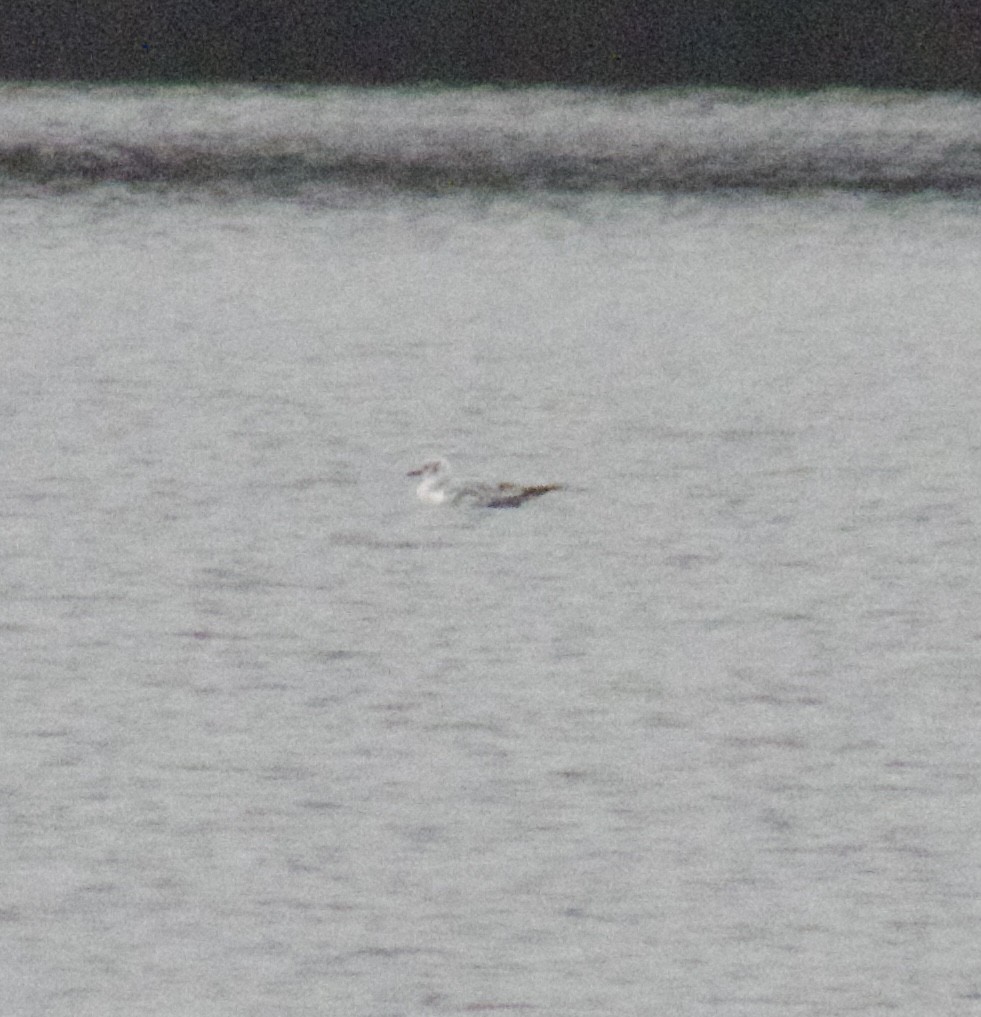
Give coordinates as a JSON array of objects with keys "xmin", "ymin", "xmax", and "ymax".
[{"xmin": 5, "ymin": 141, "xmax": 981, "ymax": 197}]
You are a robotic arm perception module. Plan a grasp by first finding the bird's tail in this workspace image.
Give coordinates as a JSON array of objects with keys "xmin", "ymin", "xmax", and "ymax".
[{"xmin": 521, "ymin": 484, "xmax": 563, "ymax": 497}]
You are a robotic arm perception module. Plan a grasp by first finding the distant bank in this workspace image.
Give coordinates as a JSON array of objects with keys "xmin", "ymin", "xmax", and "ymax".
[{"xmin": 2, "ymin": 1, "xmax": 980, "ymax": 92}]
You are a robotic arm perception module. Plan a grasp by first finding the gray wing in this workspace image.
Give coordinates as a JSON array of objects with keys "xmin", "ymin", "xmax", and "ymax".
[
  {"xmin": 450, "ymin": 481, "xmax": 504, "ymax": 506},
  {"xmin": 453, "ymin": 481, "xmax": 562, "ymax": 508}
]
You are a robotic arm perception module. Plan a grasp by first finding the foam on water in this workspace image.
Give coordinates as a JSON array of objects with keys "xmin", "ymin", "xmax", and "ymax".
[{"xmin": 2, "ymin": 83, "xmax": 981, "ymax": 196}]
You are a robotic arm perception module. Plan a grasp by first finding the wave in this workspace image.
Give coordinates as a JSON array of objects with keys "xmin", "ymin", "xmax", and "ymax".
[{"xmin": 2, "ymin": 84, "xmax": 980, "ymax": 198}]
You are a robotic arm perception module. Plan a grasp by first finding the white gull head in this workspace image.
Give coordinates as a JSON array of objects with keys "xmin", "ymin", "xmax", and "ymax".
[
  {"xmin": 406, "ymin": 458, "xmax": 562, "ymax": 509},
  {"xmin": 406, "ymin": 458, "xmax": 453, "ymax": 505}
]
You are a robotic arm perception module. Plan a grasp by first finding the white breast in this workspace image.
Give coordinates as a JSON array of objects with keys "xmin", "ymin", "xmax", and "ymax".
[{"xmin": 416, "ymin": 478, "xmax": 447, "ymax": 504}]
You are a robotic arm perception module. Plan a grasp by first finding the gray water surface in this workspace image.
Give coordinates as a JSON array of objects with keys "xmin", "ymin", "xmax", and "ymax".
[{"xmin": 2, "ymin": 186, "xmax": 980, "ymax": 1016}]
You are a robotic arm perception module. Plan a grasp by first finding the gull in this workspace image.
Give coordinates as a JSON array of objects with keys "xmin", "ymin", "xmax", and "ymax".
[{"xmin": 407, "ymin": 458, "xmax": 562, "ymax": 508}]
